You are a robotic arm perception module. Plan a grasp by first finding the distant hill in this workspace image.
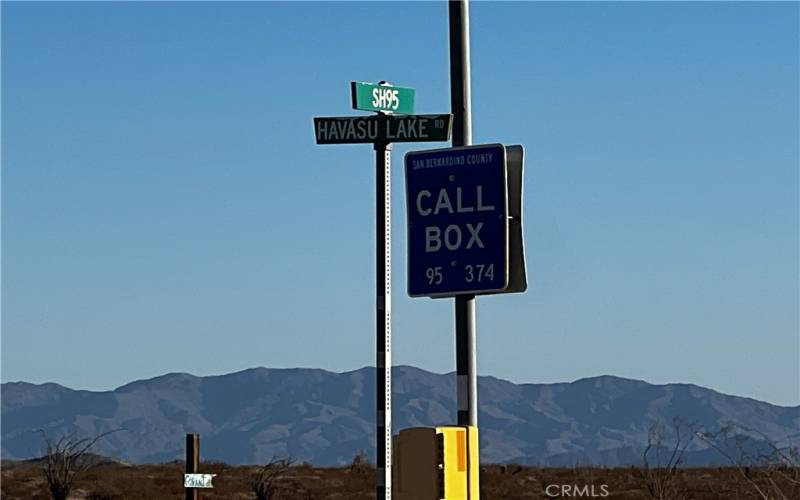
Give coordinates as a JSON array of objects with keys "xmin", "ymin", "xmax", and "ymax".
[
  {"xmin": 0, "ymin": 452, "xmax": 130, "ymax": 469},
  {"xmin": 2, "ymin": 366, "xmax": 798, "ymax": 466}
]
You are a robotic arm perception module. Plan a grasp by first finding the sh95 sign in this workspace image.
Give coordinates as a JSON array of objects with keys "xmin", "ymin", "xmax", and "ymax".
[
  {"xmin": 405, "ymin": 144, "xmax": 508, "ymax": 297},
  {"xmin": 351, "ymin": 81, "xmax": 415, "ymax": 115}
]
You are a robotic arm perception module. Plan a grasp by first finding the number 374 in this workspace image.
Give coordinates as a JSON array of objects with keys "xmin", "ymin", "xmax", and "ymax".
[{"xmin": 465, "ymin": 263, "xmax": 494, "ymax": 283}]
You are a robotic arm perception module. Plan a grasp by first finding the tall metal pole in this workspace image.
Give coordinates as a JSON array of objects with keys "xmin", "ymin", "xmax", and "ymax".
[
  {"xmin": 375, "ymin": 140, "xmax": 392, "ymax": 500},
  {"xmin": 448, "ymin": 0, "xmax": 478, "ymax": 428}
]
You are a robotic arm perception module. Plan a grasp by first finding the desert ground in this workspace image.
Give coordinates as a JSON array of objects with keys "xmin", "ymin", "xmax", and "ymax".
[{"xmin": 2, "ymin": 459, "xmax": 799, "ymax": 499}]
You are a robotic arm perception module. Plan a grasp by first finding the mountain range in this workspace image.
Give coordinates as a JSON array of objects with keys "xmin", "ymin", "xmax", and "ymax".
[{"xmin": 2, "ymin": 366, "xmax": 798, "ymax": 466}]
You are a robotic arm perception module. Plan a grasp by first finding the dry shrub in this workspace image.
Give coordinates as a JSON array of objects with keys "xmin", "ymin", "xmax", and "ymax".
[
  {"xmin": 641, "ymin": 418, "xmax": 694, "ymax": 500},
  {"xmin": 251, "ymin": 456, "xmax": 295, "ymax": 500},
  {"xmin": 697, "ymin": 423, "xmax": 800, "ymax": 500},
  {"xmin": 348, "ymin": 449, "xmax": 371, "ymax": 474},
  {"xmin": 38, "ymin": 430, "xmax": 121, "ymax": 500}
]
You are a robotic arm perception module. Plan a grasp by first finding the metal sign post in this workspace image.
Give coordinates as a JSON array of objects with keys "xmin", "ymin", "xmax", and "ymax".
[
  {"xmin": 314, "ymin": 84, "xmax": 452, "ymax": 500},
  {"xmin": 449, "ymin": 0, "xmax": 479, "ymax": 432}
]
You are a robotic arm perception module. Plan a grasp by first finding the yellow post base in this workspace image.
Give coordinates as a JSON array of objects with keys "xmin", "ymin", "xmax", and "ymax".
[{"xmin": 393, "ymin": 425, "xmax": 479, "ymax": 500}]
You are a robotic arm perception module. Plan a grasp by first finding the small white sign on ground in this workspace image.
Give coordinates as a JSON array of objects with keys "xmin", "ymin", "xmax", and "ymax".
[{"xmin": 184, "ymin": 473, "xmax": 216, "ymax": 488}]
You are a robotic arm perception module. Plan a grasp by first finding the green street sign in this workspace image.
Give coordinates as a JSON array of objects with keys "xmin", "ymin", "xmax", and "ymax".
[
  {"xmin": 351, "ymin": 82, "xmax": 416, "ymax": 115},
  {"xmin": 314, "ymin": 114, "xmax": 452, "ymax": 144}
]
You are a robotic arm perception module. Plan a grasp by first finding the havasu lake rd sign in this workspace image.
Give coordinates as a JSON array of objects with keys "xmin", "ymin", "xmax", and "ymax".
[{"xmin": 314, "ymin": 114, "xmax": 452, "ymax": 144}]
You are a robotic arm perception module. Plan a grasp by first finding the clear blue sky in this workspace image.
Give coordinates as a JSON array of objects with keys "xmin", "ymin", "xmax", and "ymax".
[{"xmin": 2, "ymin": 2, "xmax": 798, "ymax": 406}]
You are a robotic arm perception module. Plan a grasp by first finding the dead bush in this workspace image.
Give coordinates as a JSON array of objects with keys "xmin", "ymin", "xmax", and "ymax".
[
  {"xmin": 38, "ymin": 429, "xmax": 121, "ymax": 500},
  {"xmin": 697, "ymin": 423, "xmax": 800, "ymax": 500},
  {"xmin": 348, "ymin": 449, "xmax": 372, "ymax": 474},
  {"xmin": 641, "ymin": 418, "xmax": 695, "ymax": 500},
  {"xmin": 251, "ymin": 456, "xmax": 295, "ymax": 500}
]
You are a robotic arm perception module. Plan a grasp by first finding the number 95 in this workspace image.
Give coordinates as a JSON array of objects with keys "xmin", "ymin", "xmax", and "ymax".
[{"xmin": 426, "ymin": 267, "xmax": 443, "ymax": 285}]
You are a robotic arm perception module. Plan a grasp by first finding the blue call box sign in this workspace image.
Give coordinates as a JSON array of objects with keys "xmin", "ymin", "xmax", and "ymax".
[{"xmin": 405, "ymin": 144, "xmax": 508, "ymax": 297}]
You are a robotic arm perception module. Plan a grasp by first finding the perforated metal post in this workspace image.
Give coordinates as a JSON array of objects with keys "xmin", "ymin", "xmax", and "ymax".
[{"xmin": 375, "ymin": 141, "xmax": 392, "ymax": 500}]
